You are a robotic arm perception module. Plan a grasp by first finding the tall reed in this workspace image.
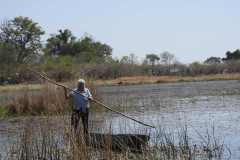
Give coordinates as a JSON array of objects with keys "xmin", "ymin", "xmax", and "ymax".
[
  {"xmin": 5, "ymin": 79, "xmax": 101, "ymax": 116},
  {"xmin": 4, "ymin": 116, "xmax": 229, "ymax": 160}
]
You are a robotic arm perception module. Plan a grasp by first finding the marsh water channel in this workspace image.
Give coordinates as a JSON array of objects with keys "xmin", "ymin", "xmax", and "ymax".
[{"xmin": 1, "ymin": 80, "xmax": 240, "ymax": 159}]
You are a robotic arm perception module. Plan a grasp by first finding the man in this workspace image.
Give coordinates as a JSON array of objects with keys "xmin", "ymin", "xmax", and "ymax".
[{"xmin": 64, "ymin": 79, "xmax": 93, "ymax": 135}]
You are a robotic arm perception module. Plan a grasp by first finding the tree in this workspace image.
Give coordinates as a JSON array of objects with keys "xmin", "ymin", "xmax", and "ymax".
[
  {"xmin": 94, "ymin": 42, "xmax": 112, "ymax": 58},
  {"xmin": 223, "ymin": 49, "xmax": 240, "ymax": 61},
  {"xmin": 73, "ymin": 36, "xmax": 112, "ymax": 63},
  {"xmin": 120, "ymin": 56, "xmax": 131, "ymax": 64},
  {"xmin": 204, "ymin": 57, "xmax": 222, "ymax": 64},
  {"xmin": 145, "ymin": 54, "xmax": 160, "ymax": 75},
  {"xmin": 129, "ymin": 53, "xmax": 138, "ymax": 64},
  {"xmin": 45, "ymin": 29, "xmax": 76, "ymax": 56},
  {"xmin": 0, "ymin": 16, "xmax": 45, "ymax": 63},
  {"xmin": 0, "ymin": 43, "xmax": 17, "ymax": 64},
  {"xmin": 189, "ymin": 61, "xmax": 203, "ymax": 75},
  {"xmin": 146, "ymin": 54, "xmax": 160, "ymax": 66},
  {"xmin": 160, "ymin": 52, "xmax": 175, "ymax": 65},
  {"xmin": 160, "ymin": 52, "xmax": 176, "ymax": 73},
  {"xmin": 120, "ymin": 53, "xmax": 138, "ymax": 64},
  {"xmin": 45, "ymin": 30, "xmax": 113, "ymax": 63}
]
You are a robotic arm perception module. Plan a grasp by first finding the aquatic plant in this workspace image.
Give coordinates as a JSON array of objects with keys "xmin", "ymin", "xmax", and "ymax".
[{"xmin": 4, "ymin": 116, "xmax": 230, "ymax": 160}]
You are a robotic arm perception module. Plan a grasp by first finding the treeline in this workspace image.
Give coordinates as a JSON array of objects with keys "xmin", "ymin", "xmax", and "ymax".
[{"xmin": 1, "ymin": 16, "xmax": 240, "ymax": 85}]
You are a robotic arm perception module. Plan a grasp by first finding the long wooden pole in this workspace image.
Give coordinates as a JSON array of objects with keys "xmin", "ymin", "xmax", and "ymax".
[{"xmin": 28, "ymin": 68, "xmax": 155, "ymax": 128}]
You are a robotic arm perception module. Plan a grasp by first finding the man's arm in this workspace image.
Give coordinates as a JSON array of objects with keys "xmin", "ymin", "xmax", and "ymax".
[{"xmin": 87, "ymin": 89, "xmax": 93, "ymax": 101}]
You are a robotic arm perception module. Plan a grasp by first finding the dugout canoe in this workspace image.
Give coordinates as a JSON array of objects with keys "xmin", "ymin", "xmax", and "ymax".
[{"xmin": 88, "ymin": 133, "xmax": 150, "ymax": 153}]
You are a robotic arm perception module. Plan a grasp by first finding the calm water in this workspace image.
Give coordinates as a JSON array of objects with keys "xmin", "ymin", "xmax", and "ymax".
[{"xmin": 1, "ymin": 80, "xmax": 240, "ymax": 159}]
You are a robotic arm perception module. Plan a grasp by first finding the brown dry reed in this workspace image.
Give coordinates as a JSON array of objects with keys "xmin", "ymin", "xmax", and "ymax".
[
  {"xmin": 3, "ymin": 116, "xmax": 230, "ymax": 160},
  {"xmin": 5, "ymin": 79, "xmax": 102, "ymax": 116}
]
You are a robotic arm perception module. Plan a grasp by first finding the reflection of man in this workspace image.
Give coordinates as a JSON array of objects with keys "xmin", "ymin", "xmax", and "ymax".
[{"xmin": 64, "ymin": 79, "xmax": 93, "ymax": 135}]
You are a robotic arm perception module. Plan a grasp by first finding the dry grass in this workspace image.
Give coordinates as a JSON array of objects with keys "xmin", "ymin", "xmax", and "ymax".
[
  {"xmin": 5, "ymin": 84, "xmax": 68, "ymax": 115},
  {"xmin": 3, "ymin": 116, "xmax": 229, "ymax": 160},
  {"xmin": 4, "ymin": 80, "xmax": 101, "ymax": 116},
  {"xmin": 96, "ymin": 73, "xmax": 240, "ymax": 86},
  {"xmin": 0, "ymin": 84, "xmax": 42, "ymax": 92},
  {"xmin": 1, "ymin": 73, "xmax": 240, "ymax": 92}
]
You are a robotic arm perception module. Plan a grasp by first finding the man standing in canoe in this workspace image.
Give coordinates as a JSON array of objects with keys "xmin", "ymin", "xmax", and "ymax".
[{"xmin": 64, "ymin": 79, "xmax": 93, "ymax": 135}]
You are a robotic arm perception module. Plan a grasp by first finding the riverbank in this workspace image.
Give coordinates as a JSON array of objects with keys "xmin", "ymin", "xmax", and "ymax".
[
  {"xmin": 96, "ymin": 73, "xmax": 240, "ymax": 86},
  {"xmin": 1, "ymin": 73, "xmax": 240, "ymax": 92}
]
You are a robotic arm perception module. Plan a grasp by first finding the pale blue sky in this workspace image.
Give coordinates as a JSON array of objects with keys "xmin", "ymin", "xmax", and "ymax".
[{"xmin": 1, "ymin": 0, "xmax": 240, "ymax": 63}]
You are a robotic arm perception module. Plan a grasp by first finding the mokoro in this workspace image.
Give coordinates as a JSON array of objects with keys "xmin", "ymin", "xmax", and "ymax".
[{"xmin": 89, "ymin": 133, "xmax": 150, "ymax": 153}]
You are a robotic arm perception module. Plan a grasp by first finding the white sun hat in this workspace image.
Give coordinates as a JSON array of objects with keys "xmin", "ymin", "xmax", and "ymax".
[{"xmin": 78, "ymin": 79, "xmax": 85, "ymax": 84}]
